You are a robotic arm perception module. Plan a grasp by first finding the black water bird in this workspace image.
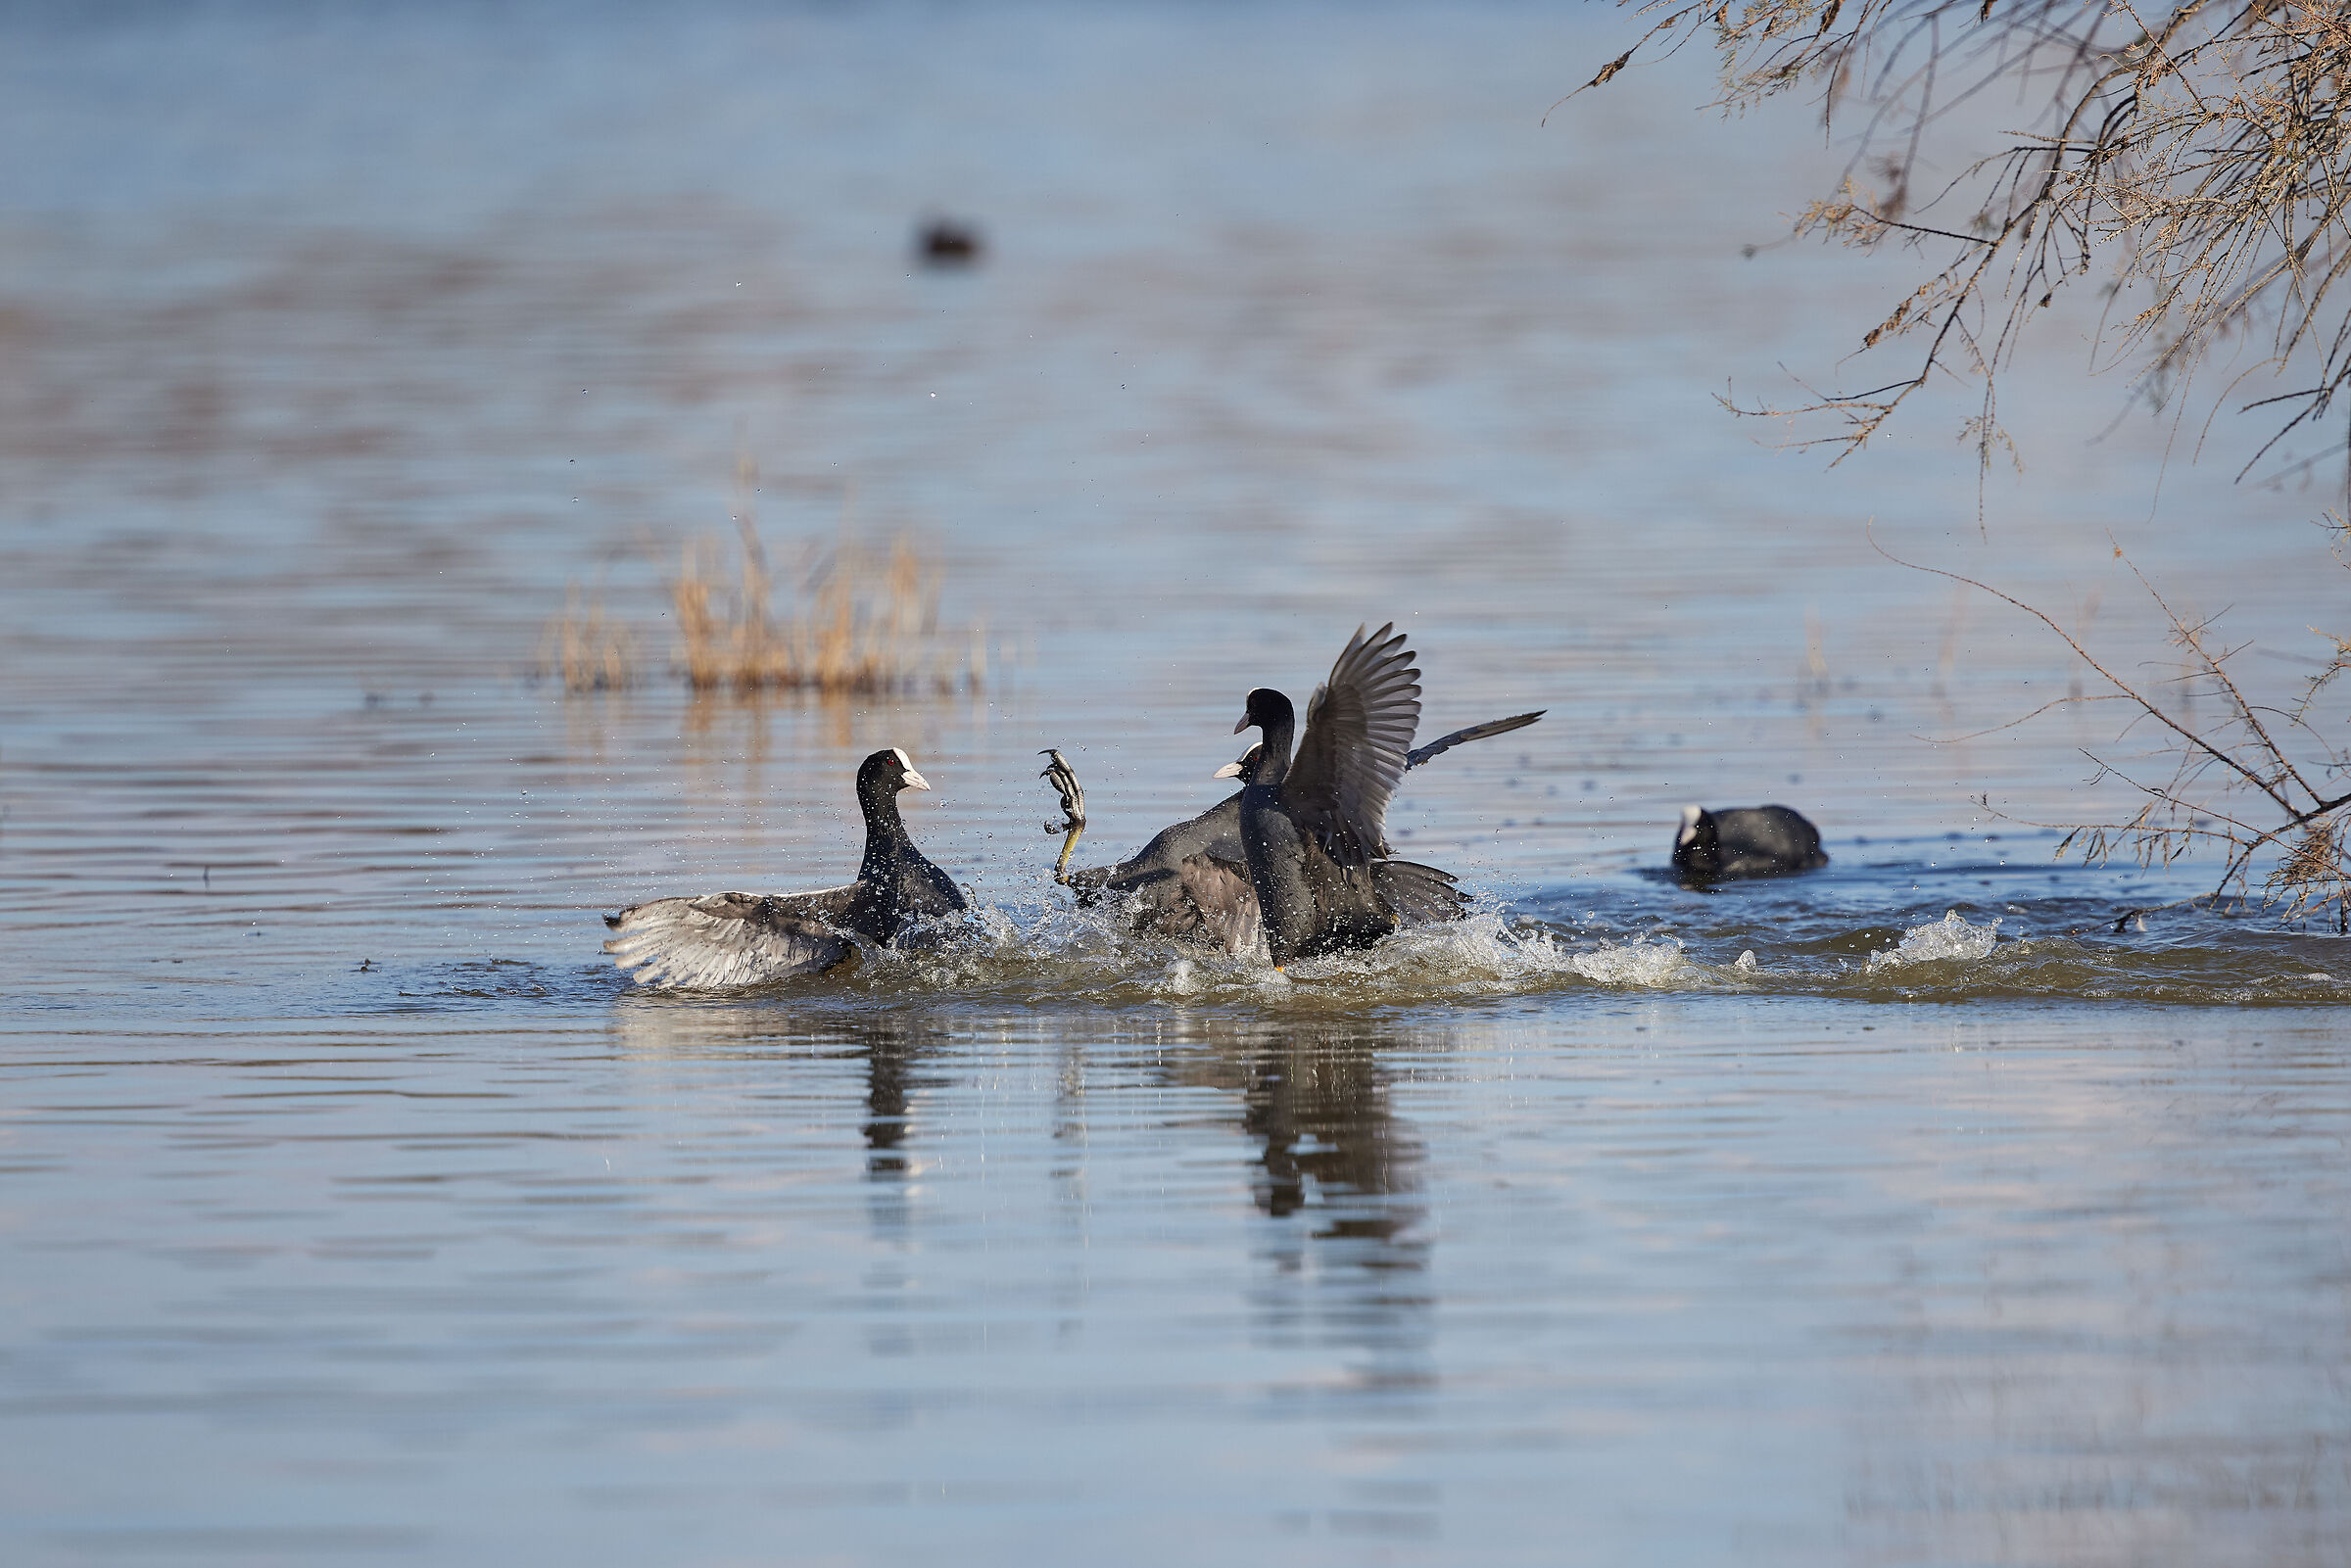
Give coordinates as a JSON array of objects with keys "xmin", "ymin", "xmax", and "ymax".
[
  {"xmin": 1671, "ymin": 804, "xmax": 1829, "ymax": 880},
  {"xmin": 1230, "ymin": 623, "xmax": 1429, "ymax": 967},
  {"xmin": 1043, "ymin": 707, "xmax": 1540, "ymax": 954},
  {"xmin": 916, "ymin": 216, "xmax": 983, "ymax": 266},
  {"xmin": 602, "ymin": 748, "xmax": 967, "ymax": 987}
]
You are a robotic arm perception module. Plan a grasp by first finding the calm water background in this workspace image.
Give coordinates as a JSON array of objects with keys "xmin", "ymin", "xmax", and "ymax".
[{"xmin": 0, "ymin": 2, "xmax": 2345, "ymax": 1563}]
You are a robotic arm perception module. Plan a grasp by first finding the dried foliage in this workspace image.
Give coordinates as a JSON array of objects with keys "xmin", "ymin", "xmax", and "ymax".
[
  {"xmin": 668, "ymin": 515, "xmax": 984, "ymax": 697},
  {"xmin": 536, "ymin": 585, "xmax": 641, "ymax": 692},
  {"xmin": 1581, "ymin": 0, "xmax": 2351, "ymax": 482},
  {"xmin": 1886, "ymin": 520, "xmax": 2351, "ymax": 927},
  {"xmin": 536, "ymin": 454, "xmax": 986, "ymax": 702}
]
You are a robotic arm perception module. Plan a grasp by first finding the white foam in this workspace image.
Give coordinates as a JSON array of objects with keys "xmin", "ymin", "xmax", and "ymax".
[
  {"xmin": 1568, "ymin": 937, "xmax": 1690, "ymax": 986},
  {"xmin": 1868, "ymin": 910, "xmax": 2000, "ymax": 972},
  {"xmin": 1355, "ymin": 911, "xmax": 1698, "ymax": 990},
  {"xmin": 843, "ymin": 896, "xmax": 1728, "ymax": 999}
]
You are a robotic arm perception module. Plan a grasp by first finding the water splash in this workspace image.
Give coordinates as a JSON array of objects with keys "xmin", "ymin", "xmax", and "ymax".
[
  {"xmin": 551, "ymin": 890, "xmax": 2348, "ymax": 1011},
  {"xmin": 1867, "ymin": 910, "xmax": 2001, "ymax": 972}
]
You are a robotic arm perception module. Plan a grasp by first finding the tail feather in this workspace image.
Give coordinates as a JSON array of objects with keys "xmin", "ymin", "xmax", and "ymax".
[{"xmin": 1370, "ymin": 859, "xmax": 1469, "ymax": 925}]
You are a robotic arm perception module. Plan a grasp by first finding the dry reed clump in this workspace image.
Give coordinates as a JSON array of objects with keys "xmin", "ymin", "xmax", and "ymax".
[
  {"xmin": 536, "ymin": 584, "xmax": 641, "ymax": 692},
  {"xmin": 668, "ymin": 515, "xmax": 985, "ymax": 696}
]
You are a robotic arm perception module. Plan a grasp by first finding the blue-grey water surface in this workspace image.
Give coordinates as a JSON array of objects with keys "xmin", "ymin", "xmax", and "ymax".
[{"xmin": 0, "ymin": 3, "xmax": 2345, "ymax": 1563}]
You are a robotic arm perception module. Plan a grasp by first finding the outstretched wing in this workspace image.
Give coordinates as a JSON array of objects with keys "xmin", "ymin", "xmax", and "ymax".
[
  {"xmin": 1406, "ymin": 709, "xmax": 1545, "ymax": 770},
  {"xmin": 1282, "ymin": 622, "xmax": 1420, "ymax": 866},
  {"xmin": 602, "ymin": 892, "xmax": 856, "ymax": 988}
]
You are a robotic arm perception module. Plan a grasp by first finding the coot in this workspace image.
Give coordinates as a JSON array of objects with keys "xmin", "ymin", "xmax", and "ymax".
[
  {"xmin": 1232, "ymin": 622, "xmax": 1424, "ymax": 967},
  {"xmin": 1671, "ymin": 804, "xmax": 1829, "ymax": 880},
  {"xmin": 1044, "ymin": 708, "xmax": 1542, "ymax": 952},
  {"xmin": 602, "ymin": 748, "xmax": 966, "ymax": 987}
]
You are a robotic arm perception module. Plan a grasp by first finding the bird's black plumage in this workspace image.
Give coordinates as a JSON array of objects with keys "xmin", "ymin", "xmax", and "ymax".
[
  {"xmin": 1232, "ymin": 623, "xmax": 1426, "ymax": 966},
  {"xmin": 1671, "ymin": 804, "xmax": 1829, "ymax": 880},
  {"xmin": 602, "ymin": 748, "xmax": 967, "ymax": 987},
  {"xmin": 1061, "ymin": 706, "xmax": 1544, "ymax": 953}
]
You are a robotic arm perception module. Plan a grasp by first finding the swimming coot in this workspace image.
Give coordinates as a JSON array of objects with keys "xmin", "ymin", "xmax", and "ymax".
[
  {"xmin": 1671, "ymin": 804, "xmax": 1829, "ymax": 880},
  {"xmin": 916, "ymin": 216, "xmax": 983, "ymax": 266},
  {"xmin": 602, "ymin": 748, "xmax": 967, "ymax": 987}
]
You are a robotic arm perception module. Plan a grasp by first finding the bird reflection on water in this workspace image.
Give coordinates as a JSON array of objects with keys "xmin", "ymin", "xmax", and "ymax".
[
  {"xmin": 852, "ymin": 1015, "xmax": 943, "ymax": 1180},
  {"xmin": 606, "ymin": 1001, "xmax": 1430, "ymax": 1285},
  {"xmin": 1216, "ymin": 1022, "xmax": 1436, "ymax": 1385}
]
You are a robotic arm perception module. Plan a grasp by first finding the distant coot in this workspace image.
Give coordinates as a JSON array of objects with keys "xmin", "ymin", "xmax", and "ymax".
[
  {"xmin": 916, "ymin": 216, "xmax": 983, "ymax": 266},
  {"xmin": 1671, "ymin": 804, "xmax": 1829, "ymax": 880},
  {"xmin": 602, "ymin": 748, "xmax": 966, "ymax": 987}
]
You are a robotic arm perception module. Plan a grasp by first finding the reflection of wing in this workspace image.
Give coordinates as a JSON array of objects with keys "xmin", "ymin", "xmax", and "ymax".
[
  {"xmin": 1405, "ymin": 710, "xmax": 1545, "ymax": 770},
  {"xmin": 1283, "ymin": 623, "xmax": 1420, "ymax": 866},
  {"xmin": 602, "ymin": 891, "xmax": 856, "ymax": 988}
]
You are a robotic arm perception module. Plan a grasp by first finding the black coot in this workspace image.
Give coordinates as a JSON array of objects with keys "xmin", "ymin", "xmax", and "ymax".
[
  {"xmin": 916, "ymin": 216, "xmax": 983, "ymax": 266},
  {"xmin": 1671, "ymin": 804, "xmax": 1829, "ymax": 880},
  {"xmin": 602, "ymin": 748, "xmax": 967, "ymax": 987},
  {"xmin": 1232, "ymin": 622, "xmax": 1424, "ymax": 967},
  {"xmin": 1047, "ymin": 708, "xmax": 1545, "ymax": 954}
]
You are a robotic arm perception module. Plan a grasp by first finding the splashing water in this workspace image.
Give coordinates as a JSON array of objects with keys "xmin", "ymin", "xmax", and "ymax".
[
  {"xmin": 1867, "ymin": 910, "xmax": 2002, "ymax": 973},
  {"xmin": 565, "ymin": 888, "xmax": 2351, "ymax": 1011}
]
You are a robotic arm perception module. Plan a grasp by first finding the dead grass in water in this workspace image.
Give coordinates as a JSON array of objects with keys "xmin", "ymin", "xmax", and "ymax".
[
  {"xmin": 537, "ymin": 585, "xmax": 641, "ymax": 692},
  {"xmin": 670, "ymin": 512, "xmax": 983, "ymax": 697},
  {"xmin": 541, "ymin": 454, "xmax": 987, "ymax": 700}
]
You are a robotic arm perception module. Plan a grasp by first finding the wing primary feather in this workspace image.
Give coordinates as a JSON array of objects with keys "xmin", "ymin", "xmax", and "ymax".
[
  {"xmin": 1404, "ymin": 709, "xmax": 1546, "ymax": 770},
  {"xmin": 1283, "ymin": 621, "xmax": 1421, "ymax": 866},
  {"xmin": 603, "ymin": 892, "xmax": 854, "ymax": 988}
]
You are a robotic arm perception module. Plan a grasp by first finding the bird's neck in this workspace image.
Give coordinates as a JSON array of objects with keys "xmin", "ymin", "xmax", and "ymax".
[
  {"xmin": 859, "ymin": 783, "xmax": 912, "ymax": 869},
  {"xmin": 1253, "ymin": 713, "xmax": 1295, "ymax": 787}
]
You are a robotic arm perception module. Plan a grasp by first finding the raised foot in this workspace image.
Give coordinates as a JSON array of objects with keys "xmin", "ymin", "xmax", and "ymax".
[
  {"xmin": 1039, "ymin": 748, "xmax": 1087, "ymax": 882},
  {"xmin": 1038, "ymin": 748, "xmax": 1086, "ymax": 832}
]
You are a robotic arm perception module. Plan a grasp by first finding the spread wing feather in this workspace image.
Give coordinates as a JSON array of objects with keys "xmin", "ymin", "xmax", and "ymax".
[
  {"xmin": 758, "ymin": 881, "xmax": 868, "ymax": 925},
  {"xmin": 602, "ymin": 891, "xmax": 856, "ymax": 988},
  {"xmin": 1405, "ymin": 710, "xmax": 1545, "ymax": 770},
  {"xmin": 1282, "ymin": 622, "xmax": 1420, "ymax": 867}
]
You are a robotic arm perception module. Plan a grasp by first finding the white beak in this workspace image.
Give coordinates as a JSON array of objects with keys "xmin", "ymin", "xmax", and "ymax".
[
  {"xmin": 1676, "ymin": 804, "xmax": 1702, "ymax": 844},
  {"xmin": 1211, "ymin": 761, "xmax": 1245, "ymax": 780},
  {"xmin": 901, "ymin": 769, "xmax": 933, "ymax": 791}
]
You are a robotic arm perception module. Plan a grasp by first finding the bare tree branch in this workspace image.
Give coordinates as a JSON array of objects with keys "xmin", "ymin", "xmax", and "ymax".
[
  {"xmin": 1589, "ymin": 0, "xmax": 2351, "ymax": 485},
  {"xmin": 1876, "ymin": 517, "xmax": 2351, "ymax": 926}
]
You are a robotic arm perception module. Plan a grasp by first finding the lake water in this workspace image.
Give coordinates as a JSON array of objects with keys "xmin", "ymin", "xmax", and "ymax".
[{"xmin": 1, "ymin": 2, "xmax": 2345, "ymax": 1563}]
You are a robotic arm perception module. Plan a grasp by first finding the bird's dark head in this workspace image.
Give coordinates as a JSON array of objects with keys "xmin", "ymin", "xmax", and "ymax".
[
  {"xmin": 1671, "ymin": 804, "xmax": 1722, "ymax": 878},
  {"xmin": 1212, "ymin": 741, "xmax": 1266, "ymax": 782},
  {"xmin": 858, "ymin": 747, "xmax": 933, "ymax": 797},
  {"xmin": 1233, "ymin": 688, "xmax": 1293, "ymax": 736}
]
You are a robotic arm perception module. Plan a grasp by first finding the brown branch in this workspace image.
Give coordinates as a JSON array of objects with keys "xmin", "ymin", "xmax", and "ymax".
[{"xmin": 1869, "ymin": 524, "xmax": 2299, "ymax": 812}]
